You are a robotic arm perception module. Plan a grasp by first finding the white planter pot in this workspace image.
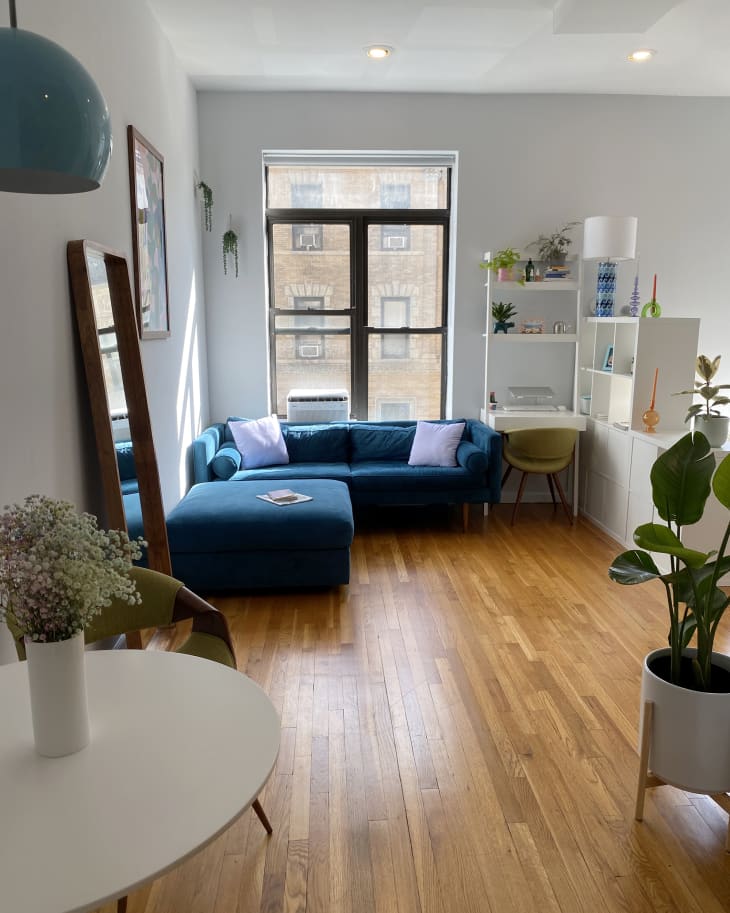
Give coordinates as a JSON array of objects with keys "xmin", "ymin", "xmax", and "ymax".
[
  {"xmin": 25, "ymin": 630, "xmax": 90, "ymax": 758},
  {"xmin": 640, "ymin": 647, "xmax": 730, "ymax": 794},
  {"xmin": 693, "ymin": 414, "xmax": 730, "ymax": 448}
]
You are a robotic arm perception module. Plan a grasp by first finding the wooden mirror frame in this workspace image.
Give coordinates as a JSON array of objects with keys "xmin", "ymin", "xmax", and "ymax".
[{"xmin": 67, "ymin": 240, "xmax": 172, "ymax": 580}]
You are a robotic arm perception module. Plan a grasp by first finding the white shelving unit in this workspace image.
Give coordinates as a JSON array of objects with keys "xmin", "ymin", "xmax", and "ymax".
[
  {"xmin": 578, "ymin": 316, "xmax": 700, "ymax": 430},
  {"xmin": 577, "ymin": 305, "xmax": 700, "ymax": 543},
  {"xmin": 482, "ymin": 255, "xmax": 583, "ymax": 416}
]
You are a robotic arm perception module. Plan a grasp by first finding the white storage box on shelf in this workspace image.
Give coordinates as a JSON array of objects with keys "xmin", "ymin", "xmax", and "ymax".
[{"xmin": 286, "ymin": 388, "xmax": 350, "ymax": 423}]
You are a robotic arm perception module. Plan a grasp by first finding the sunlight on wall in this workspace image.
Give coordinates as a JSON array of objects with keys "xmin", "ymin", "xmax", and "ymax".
[{"xmin": 177, "ymin": 270, "xmax": 201, "ymax": 492}]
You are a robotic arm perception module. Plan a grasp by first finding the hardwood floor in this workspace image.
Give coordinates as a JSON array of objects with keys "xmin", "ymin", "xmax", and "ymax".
[{"xmin": 99, "ymin": 504, "xmax": 730, "ymax": 913}]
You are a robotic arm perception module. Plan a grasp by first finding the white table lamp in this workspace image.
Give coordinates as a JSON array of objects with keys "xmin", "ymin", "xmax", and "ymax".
[
  {"xmin": 583, "ymin": 216, "xmax": 638, "ymax": 261},
  {"xmin": 583, "ymin": 216, "xmax": 638, "ymax": 316}
]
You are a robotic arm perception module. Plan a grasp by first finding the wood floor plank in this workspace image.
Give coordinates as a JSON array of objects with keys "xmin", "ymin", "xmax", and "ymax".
[{"xmin": 119, "ymin": 506, "xmax": 730, "ymax": 913}]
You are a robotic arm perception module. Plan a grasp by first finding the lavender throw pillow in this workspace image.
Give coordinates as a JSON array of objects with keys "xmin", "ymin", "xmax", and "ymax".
[
  {"xmin": 408, "ymin": 421, "xmax": 465, "ymax": 467},
  {"xmin": 228, "ymin": 416, "xmax": 289, "ymax": 469}
]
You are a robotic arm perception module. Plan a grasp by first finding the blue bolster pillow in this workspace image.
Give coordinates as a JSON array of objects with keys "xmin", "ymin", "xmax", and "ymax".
[
  {"xmin": 210, "ymin": 446, "xmax": 242, "ymax": 480},
  {"xmin": 456, "ymin": 441, "xmax": 488, "ymax": 475}
]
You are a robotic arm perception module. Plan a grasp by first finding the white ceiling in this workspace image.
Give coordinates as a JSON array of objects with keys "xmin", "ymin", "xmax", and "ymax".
[{"xmin": 146, "ymin": 0, "xmax": 730, "ymax": 95}]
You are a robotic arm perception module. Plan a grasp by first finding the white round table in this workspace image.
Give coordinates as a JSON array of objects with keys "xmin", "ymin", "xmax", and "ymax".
[{"xmin": 0, "ymin": 649, "xmax": 280, "ymax": 913}]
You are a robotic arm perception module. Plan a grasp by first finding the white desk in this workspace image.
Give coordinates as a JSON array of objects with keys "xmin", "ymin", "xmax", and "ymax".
[
  {"xmin": 485, "ymin": 409, "xmax": 587, "ymax": 516},
  {"xmin": 0, "ymin": 650, "xmax": 280, "ymax": 913}
]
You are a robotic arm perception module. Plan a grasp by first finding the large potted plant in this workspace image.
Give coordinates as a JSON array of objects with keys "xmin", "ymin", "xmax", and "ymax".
[
  {"xmin": 527, "ymin": 221, "xmax": 580, "ymax": 266},
  {"xmin": 609, "ymin": 431, "xmax": 730, "ymax": 795},
  {"xmin": 674, "ymin": 354, "xmax": 730, "ymax": 448}
]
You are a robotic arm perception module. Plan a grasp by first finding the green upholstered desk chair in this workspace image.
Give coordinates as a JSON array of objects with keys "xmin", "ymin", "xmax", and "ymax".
[
  {"xmin": 501, "ymin": 427, "xmax": 578, "ymax": 526},
  {"xmin": 10, "ymin": 566, "xmax": 273, "ymax": 913}
]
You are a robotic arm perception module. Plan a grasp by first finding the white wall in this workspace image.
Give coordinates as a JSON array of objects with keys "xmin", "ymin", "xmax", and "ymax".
[
  {"xmin": 0, "ymin": 0, "xmax": 208, "ymax": 517},
  {"xmin": 198, "ymin": 92, "xmax": 730, "ymax": 421}
]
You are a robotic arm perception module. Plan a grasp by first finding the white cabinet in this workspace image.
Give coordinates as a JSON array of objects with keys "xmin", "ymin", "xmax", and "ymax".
[{"xmin": 482, "ymin": 256, "xmax": 582, "ymax": 414}]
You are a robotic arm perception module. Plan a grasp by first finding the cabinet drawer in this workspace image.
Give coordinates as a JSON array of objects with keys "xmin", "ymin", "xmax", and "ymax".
[
  {"xmin": 584, "ymin": 471, "xmax": 629, "ymax": 542},
  {"xmin": 593, "ymin": 426, "xmax": 631, "ymax": 487},
  {"xmin": 626, "ymin": 490, "xmax": 653, "ymax": 547},
  {"xmin": 629, "ymin": 438, "xmax": 658, "ymax": 492}
]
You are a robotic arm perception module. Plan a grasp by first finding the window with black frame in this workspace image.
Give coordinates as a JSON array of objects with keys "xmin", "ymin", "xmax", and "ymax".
[{"xmin": 266, "ymin": 160, "xmax": 451, "ymax": 420}]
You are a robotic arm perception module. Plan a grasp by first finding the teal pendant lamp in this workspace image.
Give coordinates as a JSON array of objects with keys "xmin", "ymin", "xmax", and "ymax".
[{"xmin": 0, "ymin": 0, "xmax": 112, "ymax": 193}]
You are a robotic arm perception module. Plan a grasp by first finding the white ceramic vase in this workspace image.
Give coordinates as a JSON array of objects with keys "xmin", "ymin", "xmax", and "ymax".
[
  {"xmin": 25, "ymin": 630, "xmax": 90, "ymax": 757},
  {"xmin": 693, "ymin": 414, "xmax": 730, "ymax": 448},
  {"xmin": 640, "ymin": 647, "xmax": 730, "ymax": 794}
]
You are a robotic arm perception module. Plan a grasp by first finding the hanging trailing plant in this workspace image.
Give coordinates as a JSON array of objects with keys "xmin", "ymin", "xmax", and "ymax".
[
  {"xmin": 197, "ymin": 181, "xmax": 213, "ymax": 231},
  {"xmin": 222, "ymin": 229, "xmax": 239, "ymax": 278}
]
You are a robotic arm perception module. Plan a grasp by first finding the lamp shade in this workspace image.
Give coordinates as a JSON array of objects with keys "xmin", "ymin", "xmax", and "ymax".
[
  {"xmin": 583, "ymin": 215, "xmax": 638, "ymax": 260},
  {"xmin": 0, "ymin": 28, "xmax": 112, "ymax": 193}
]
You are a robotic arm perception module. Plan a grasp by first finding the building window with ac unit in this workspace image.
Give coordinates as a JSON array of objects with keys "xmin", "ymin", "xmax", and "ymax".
[
  {"xmin": 292, "ymin": 223, "xmax": 324, "ymax": 251},
  {"xmin": 378, "ymin": 400, "xmax": 414, "ymax": 421},
  {"xmin": 380, "ymin": 183, "xmax": 411, "ymax": 250},
  {"xmin": 380, "ymin": 297, "xmax": 410, "ymax": 359},
  {"xmin": 293, "ymin": 296, "xmax": 325, "ymax": 358},
  {"xmin": 381, "ymin": 224, "xmax": 410, "ymax": 251}
]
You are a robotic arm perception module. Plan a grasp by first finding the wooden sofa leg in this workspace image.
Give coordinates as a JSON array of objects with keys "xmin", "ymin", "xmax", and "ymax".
[{"xmin": 462, "ymin": 503, "xmax": 469, "ymax": 532}]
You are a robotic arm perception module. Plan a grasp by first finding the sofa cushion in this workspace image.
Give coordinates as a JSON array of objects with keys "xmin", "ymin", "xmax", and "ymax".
[
  {"xmin": 115, "ymin": 441, "xmax": 136, "ymax": 481},
  {"xmin": 408, "ymin": 420, "xmax": 465, "ymax": 467},
  {"xmin": 210, "ymin": 445, "xmax": 242, "ymax": 480},
  {"xmin": 456, "ymin": 441, "xmax": 489, "ymax": 475},
  {"xmin": 229, "ymin": 416, "xmax": 289, "ymax": 469},
  {"xmin": 284, "ymin": 425, "xmax": 349, "ymax": 463},
  {"xmin": 350, "ymin": 461, "xmax": 476, "ymax": 491},
  {"xmin": 349, "ymin": 425, "xmax": 415, "ymax": 462},
  {"xmin": 223, "ymin": 416, "xmax": 249, "ymax": 444},
  {"xmin": 231, "ymin": 462, "xmax": 351, "ymax": 485}
]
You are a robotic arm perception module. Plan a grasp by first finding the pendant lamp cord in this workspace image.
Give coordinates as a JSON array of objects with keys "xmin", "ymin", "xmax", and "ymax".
[{"xmin": 9, "ymin": 0, "xmax": 17, "ymax": 28}]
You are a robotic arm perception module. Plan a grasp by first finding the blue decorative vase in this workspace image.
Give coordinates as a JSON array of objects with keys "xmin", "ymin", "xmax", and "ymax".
[{"xmin": 493, "ymin": 321, "xmax": 514, "ymax": 334}]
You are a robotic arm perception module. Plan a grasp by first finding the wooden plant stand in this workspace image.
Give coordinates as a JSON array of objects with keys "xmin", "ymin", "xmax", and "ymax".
[{"xmin": 635, "ymin": 700, "xmax": 730, "ymax": 851}]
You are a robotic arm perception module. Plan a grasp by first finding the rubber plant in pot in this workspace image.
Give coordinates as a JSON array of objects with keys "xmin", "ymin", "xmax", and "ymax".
[
  {"xmin": 609, "ymin": 431, "xmax": 730, "ymax": 816},
  {"xmin": 674, "ymin": 354, "xmax": 730, "ymax": 448},
  {"xmin": 480, "ymin": 248, "xmax": 522, "ymax": 283}
]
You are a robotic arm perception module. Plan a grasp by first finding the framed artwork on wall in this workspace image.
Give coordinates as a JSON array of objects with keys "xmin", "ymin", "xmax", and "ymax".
[
  {"xmin": 602, "ymin": 344, "xmax": 614, "ymax": 372},
  {"xmin": 127, "ymin": 126, "xmax": 170, "ymax": 339}
]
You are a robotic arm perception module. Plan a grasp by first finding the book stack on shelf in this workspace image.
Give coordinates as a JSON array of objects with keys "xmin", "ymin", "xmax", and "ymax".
[{"xmin": 543, "ymin": 265, "xmax": 571, "ymax": 281}]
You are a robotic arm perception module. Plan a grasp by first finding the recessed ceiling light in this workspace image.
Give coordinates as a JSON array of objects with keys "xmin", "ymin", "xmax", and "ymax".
[
  {"xmin": 366, "ymin": 46, "xmax": 392, "ymax": 60},
  {"xmin": 628, "ymin": 48, "xmax": 656, "ymax": 63}
]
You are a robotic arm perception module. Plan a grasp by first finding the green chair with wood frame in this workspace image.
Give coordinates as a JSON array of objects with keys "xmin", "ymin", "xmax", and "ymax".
[
  {"xmin": 501, "ymin": 427, "xmax": 578, "ymax": 526},
  {"xmin": 11, "ymin": 566, "xmax": 274, "ymax": 913}
]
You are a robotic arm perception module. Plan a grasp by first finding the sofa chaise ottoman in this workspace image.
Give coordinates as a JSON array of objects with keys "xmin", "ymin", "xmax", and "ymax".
[{"xmin": 166, "ymin": 478, "xmax": 354, "ymax": 592}]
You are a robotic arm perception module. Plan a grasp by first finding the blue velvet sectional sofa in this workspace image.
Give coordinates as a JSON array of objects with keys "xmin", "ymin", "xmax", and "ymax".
[{"xmin": 189, "ymin": 419, "xmax": 502, "ymax": 510}]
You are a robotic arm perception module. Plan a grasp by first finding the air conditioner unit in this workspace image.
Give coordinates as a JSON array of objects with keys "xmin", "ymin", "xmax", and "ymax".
[
  {"xmin": 287, "ymin": 388, "xmax": 349, "ymax": 422},
  {"xmin": 384, "ymin": 235, "xmax": 406, "ymax": 249},
  {"xmin": 299, "ymin": 343, "xmax": 321, "ymax": 358}
]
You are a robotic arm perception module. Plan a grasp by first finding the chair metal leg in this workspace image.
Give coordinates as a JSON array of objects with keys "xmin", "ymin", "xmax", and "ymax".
[
  {"xmin": 511, "ymin": 472, "xmax": 529, "ymax": 525},
  {"xmin": 552, "ymin": 473, "xmax": 573, "ymax": 525},
  {"xmin": 252, "ymin": 797, "xmax": 273, "ymax": 834}
]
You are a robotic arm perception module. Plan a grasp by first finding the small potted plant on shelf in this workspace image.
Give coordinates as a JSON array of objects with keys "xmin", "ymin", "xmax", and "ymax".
[
  {"xmin": 674, "ymin": 354, "xmax": 730, "ymax": 448},
  {"xmin": 527, "ymin": 222, "xmax": 580, "ymax": 266},
  {"xmin": 491, "ymin": 301, "xmax": 517, "ymax": 334},
  {"xmin": 480, "ymin": 248, "xmax": 522, "ymax": 283},
  {"xmin": 609, "ymin": 431, "xmax": 730, "ymax": 800}
]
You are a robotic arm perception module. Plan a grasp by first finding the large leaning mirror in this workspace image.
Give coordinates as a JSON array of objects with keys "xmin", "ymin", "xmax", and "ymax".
[{"xmin": 67, "ymin": 240, "xmax": 172, "ymax": 584}]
